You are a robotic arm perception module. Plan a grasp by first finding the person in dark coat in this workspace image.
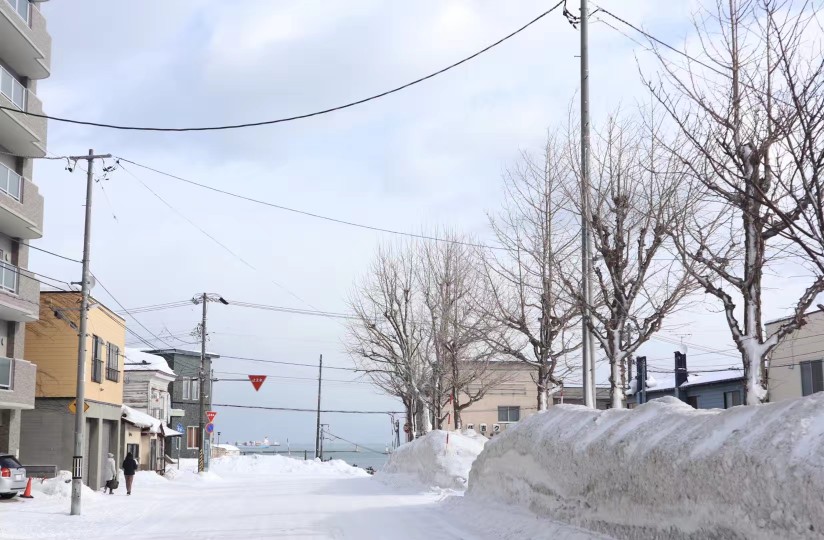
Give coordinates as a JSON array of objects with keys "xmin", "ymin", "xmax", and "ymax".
[{"xmin": 122, "ymin": 452, "xmax": 138, "ymax": 495}]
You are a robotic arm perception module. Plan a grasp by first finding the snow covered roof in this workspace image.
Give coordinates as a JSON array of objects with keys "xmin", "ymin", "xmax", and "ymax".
[
  {"xmin": 121, "ymin": 405, "xmax": 163, "ymax": 434},
  {"xmin": 627, "ymin": 369, "xmax": 743, "ymax": 395},
  {"xmin": 162, "ymin": 424, "xmax": 183, "ymax": 438},
  {"xmin": 124, "ymin": 348, "xmax": 176, "ymax": 377}
]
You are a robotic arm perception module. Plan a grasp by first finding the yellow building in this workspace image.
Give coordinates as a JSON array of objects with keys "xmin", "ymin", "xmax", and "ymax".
[{"xmin": 19, "ymin": 291, "xmax": 126, "ymax": 490}]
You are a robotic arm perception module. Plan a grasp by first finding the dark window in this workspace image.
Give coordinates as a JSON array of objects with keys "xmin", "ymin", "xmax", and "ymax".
[
  {"xmin": 724, "ymin": 391, "xmax": 742, "ymax": 409},
  {"xmin": 800, "ymin": 360, "xmax": 824, "ymax": 396},
  {"xmin": 126, "ymin": 443, "xmax": 139, "ymax": 459},
  {"xmin": 497, "ymin": 406, "xmax": 520, "ymax": 423},
  {"xmin": 106, "ymin": 343, "xmax": 120, "ymax": 382},
  {"xmin": 91, "ymin": 336, "xmax": 104, "ymax": 383},
  {"xmin": 186, "ymin": 426, "xmax": 199, "ymax": 449},
  {"xmin": 686, "ymin": 396, "xmax": 699, "ymax": 409}
]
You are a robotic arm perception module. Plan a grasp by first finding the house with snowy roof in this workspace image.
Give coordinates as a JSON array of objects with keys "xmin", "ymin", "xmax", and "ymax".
[
  {"xmin": 122, "ymin": 349, "xmax": 181, "ymax": 473},
  {"xmin": 627, "ymin": 352, "xmax": 745, "ymax": 409}
]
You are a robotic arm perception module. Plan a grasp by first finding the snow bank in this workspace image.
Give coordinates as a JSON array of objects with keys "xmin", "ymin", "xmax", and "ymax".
[
  {"xmin": 468, "ymin": 395, "xmax": 824, "ymax": 540},
  {"xmin": 210, "ymin": 454, "xmax": 369, "ymax": 478},
  {"xmin": 380, "ymin": 430, "xmax": 486, "ymax": 491},
  {"xmin": 32, "ymin": 470, "xmax": 99, "ymax": 499}
]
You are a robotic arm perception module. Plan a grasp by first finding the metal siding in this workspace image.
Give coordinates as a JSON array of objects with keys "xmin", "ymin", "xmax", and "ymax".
[{"xmin": 684, "ymin": 381, "xmax": 745, "ymax": 409}]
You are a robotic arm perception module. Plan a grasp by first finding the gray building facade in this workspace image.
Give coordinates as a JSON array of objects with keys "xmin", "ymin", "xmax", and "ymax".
[
  {"xmin": 0, "ymin": 0, "xmax": 50, "ymax": 457},
  {"xmin": 145, "ymin": 349, "xmax": 219, "ymax": 460}
]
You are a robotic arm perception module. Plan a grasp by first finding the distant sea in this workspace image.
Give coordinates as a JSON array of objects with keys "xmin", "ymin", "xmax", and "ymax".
[{"xmin": 235, "ymin": 442, "xmax": 391, "ymax": 470}]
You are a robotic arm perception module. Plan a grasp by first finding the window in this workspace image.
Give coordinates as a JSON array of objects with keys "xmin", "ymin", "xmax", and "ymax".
[
  {"xmin": 191, "ymin": 378, "xmax": 200, "ymax": 400},
  {"xmin": 181, "ymin": 378, "xmax": 190, "ymax": 400},
  {"xmin": 686, "ymin": 396, "xmax": 699, "ymax": 409},
  {"xmin": 181, "ymin": 378, "xmax": 199, "ymax": 401},
  {"xmin": 0, "ymin": 251, "xmax": 18, "ymax": 294},
  {"xmin": 151, "ymin": 408, "xmax": 162, "ymax": 419},
  {"xmin": 186, "ymin": 426, "xmax": 200, "ymax": 449},
  {"xmin": 91, "ymin": 336, "xmax": 104, "ymax": 383},
  {"xmin": 105, "ymin": 343, "xmax": 120, "ymax": 382},
  {"xmin": 800, "ymin": 360, "xmax": 824, "ymax": 396},
  {"xmin": 0, "ymin": 66, "xmax": 26, "ymax": 110},
  {"xmin": 0, "ymin": 357, "xmax": 11, "ymax": 389},
  {"xmin": 724, "ymin": 390, "xmax": 742, "ymax": 409},
  {"xmin": 497, "ymin": 406, "xmax": 520, "ymax": 423},
  {"xmin": 5, "ymin": 0, "xmax": 30, "ymax": 24}
]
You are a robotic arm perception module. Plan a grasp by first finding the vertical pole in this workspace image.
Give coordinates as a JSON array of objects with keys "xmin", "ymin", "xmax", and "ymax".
[
  {"xmin": 70, "ymin": 150, "xmax": 95, "ymax": 516},
  {"xmin": 315, "ymin": 354, "xmax": 323, "ymax": 459},
  {"xmin": 580, "ymin": 0, "xmax": 596, "ymax": 408},
  {"xmin": 199, "ymin": 292, "xmax": 207, "ymax": 472}
]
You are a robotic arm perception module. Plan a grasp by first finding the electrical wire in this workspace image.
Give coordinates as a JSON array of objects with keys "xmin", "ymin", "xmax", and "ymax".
[
  {"xmin": 217, "ymin": 354, "xmax": 360, "ymax": 372},
  {"xmin": 0, "ymin": 3, "xmax": 565, "ymax": 133},
  {"xmin": 27, "ymin": 244, "xmax": 81, "ymax": 263},
  {"xmin": 116, "ymin": 157, "xmax": 504, "ymax": 251},
  {"xmin": 212, "ymin": 403, "xmax": 404, "ymax": 414}
]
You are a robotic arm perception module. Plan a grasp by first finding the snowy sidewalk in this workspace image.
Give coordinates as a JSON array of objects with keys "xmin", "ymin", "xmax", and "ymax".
[{"xmin": 0, "ymin": 456, "xmax": 605, "ymax": 539}]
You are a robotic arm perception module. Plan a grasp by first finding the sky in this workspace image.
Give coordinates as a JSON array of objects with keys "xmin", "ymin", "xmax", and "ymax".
[{"xmin": 27, "ymin": 0, "xmax": 822, "ymax": 445}]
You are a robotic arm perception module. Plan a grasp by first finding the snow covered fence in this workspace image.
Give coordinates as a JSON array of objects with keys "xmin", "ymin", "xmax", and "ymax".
[
  {"xmin": 467, "ymin": 395, "xmax": 824, "ymax": 540},
  {"xmin": 380, "ymin": 430, "xmax": 486, "ymax": 490}
]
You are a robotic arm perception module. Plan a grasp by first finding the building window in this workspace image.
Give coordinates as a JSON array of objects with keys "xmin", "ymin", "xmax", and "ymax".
[
  {"xmin": 723, "ymin": 390, "xmax": 742, "ymax": 409},
  {"xmin": 151, "ymin": 408, "xmax": 163, "ymax": 419},
  {"xmin": 0, "ymin": 251, "xmax": 18, "ymax": 293},
  {"xmin": 105, "ymin": 343, "xmax": 120, "ymax": 382},
  {"xmin": 0, "ymin": 356, "xmax": 11, "ymax": 389},
  {"xmin": 0, "ymin": 66, "xmax": 26, "ymax": 111},
  {"xmin": 181, "ymin": 378, "xmax": 190, "ymax": 400},
  {"xmin": 6, "ymin": 0, "xmax": 30, "ymax": 24},
  {"xmin": 126, "ymin": 443, "xmax": 139, "ymax": 459},
  {"xmin": 191, "ymin": 378, "xmax": 200, "ymax": 401},
  {"xmin": 686, "ymin": 396, "xmax": 699, "ymax": 409},
  {"xmin": 186, "ymin": 426, "xmax": 199, "ymax": 449},
  {"xmin": 497, "ymin": 406, "xmax": 520, "ymax": 423},
  {"xmin": 0, "ymin": 164, "xmax": 22, "ymax": 202},
  {"xmin": 800, "ymin": 360, "xmax": 824, "ymax": 396},
  {"xmin": 91, "ymin": 336, "xmax": 104, "ymax": 383},
  {"xmin": 181, "ymin": 378, "xmax": 199, "ymax": 401}
]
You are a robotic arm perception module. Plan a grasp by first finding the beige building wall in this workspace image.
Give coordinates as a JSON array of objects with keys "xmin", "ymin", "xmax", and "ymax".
[
  {"xmin": 767, "ymin": 311, "xmax": 824, "ymax": 402},
  {"xmin": 26, "ymin": 292, "xmax": 126, "ymax": 405},
  {"xmin": 454, "ymin": 362, "xmax": 538, "ymax": 438}
]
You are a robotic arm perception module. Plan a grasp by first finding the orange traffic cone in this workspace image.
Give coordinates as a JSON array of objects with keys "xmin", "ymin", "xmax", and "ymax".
[{"xmin": 20, "ymin": 477, "xmax": 33, "ymax": 499}]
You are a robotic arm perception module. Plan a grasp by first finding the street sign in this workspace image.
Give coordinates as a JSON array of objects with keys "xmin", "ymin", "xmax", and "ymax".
[
  {"xmin": 206, "ymin": 411, "xmax": 217, "ymax": 422},
  {"xmin": 176, "ymin": 423, "xmax": 184, "ymax": 433},
  {"xmin": 248, "ymin": 375, "xmax": 267, "ymax": 391},
  {"xmin": 68, "ymin": 400, "xmax": 89, "ymax": 414},
  {"xmin": 206, "ymin": 423, "xmax": 214, "ymax": 434}
]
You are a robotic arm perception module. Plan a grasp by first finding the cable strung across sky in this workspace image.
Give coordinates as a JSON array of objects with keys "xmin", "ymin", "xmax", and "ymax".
[{"xmin": 0, "ymin": 2, "xmax": 565, "ymax": 133}]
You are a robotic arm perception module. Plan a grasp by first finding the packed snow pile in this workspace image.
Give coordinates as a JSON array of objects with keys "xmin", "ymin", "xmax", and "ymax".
[
  {"xmin": 468, "ymin": 395, "xmax": 824, "ymax": 540},
  {"xmin": 210, "ymin": 454, "xmax": 369, "ymax": 477},
  {"xmin": 380, "ymin": 430, "xmax": 487, "ymax": 490},
  {"xmin": 32, "ymin": 470, "xmax": 98, "ymax": 499}
]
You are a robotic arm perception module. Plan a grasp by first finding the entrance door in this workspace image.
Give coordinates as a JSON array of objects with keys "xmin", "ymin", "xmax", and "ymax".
[{"xmin": 150, "ymin": 439, "xmax": 157, "ymax": 472}]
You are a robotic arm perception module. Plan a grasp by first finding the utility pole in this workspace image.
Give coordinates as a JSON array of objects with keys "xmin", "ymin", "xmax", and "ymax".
[
  {"xmin": 579, "ymin": 0, "xmax": 596, "ymax": 408},
  {"xmin": 69, "ymin": 150, "xmax": 111, "ymax": 516},
  {"xmin": 191, "ymin": 293, "xmax": 228, "ymax": 473},
  {"xmin": 315, "ymin": 354, "xmax": 323, "ymax": 459}
]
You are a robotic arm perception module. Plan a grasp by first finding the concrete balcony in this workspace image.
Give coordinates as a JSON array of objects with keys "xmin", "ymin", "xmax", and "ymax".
[
  {"xmin": 0, "ymin": 1, "xmax": 51, "ymax": 80},
  {"xmin": 0, "ymin": 89, "xmax": 46, "ymax": 158},
  {"xmin": 0, "ymin": 163, "xmax": 43, "ymax": 239},
  {"xmin": 0, "ymin": 357, "xmax": 35, "ymax": 409},
  {"xmin": 0, "ymin": 265, "xmax": 38, "ymax": 322}
]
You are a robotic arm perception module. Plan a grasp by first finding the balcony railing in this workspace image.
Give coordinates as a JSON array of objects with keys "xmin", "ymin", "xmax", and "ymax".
[
  {"xmin": 0, "ymin": 261, "xmax": 18, "ymax": 294},
  {"xmin": 5, "ymin": 0, "xmax": 29, "ymax": 25},
  {"xmin": 0, "ymin": 357, "xmax": 10, "ymax": 389},
  {"xmin": 0, "ymin": 65, "xmax": 27, "ymax": 111},
  {"xmin": 0, "ymin": 163, "xmax": 23, "ymax": 201}
]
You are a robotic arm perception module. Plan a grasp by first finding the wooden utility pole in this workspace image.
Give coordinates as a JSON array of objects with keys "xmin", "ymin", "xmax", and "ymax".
[
  {"xmin": 69, "ymin": 150, "xmax": 111, "ymax": 516},
  {"xmin": 315, "ymin": 354, "xmax": 323, "ymax": 459}
]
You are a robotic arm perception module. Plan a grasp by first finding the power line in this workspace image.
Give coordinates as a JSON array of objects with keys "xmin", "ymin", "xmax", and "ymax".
[
  {"xmin": 214, "ymin": 373, "xmax": 372, "ymax": 385},
  {"xmin": 116, "ymin": 157, "xmax": 503, "ymax": 251},
  {"xmin": 27, "ymin": 244, "xmax": 82, "ymax": 263},
  {"xmin": 212, "ymin": 403, "xmax": 403, "ymax": 414},
  {"xmin": 217, "ymin": 354, "xmax": 360, "ymax": 372},
  {"xmin": 116, "ymin": 160, "xmax": 318, "ymax": 310},
  {"xmin": 0, "ymin": 4, "xmax": 565, "ymax": 133}
]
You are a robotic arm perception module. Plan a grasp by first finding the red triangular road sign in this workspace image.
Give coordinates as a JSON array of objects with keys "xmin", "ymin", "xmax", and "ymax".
[
  {"xmin": 248, "ymin": 375, "xmax": 267, "ymax": 391},
  {"xmin": 206, "ymin": 410, "xmax": 217, "ymax": 422}
]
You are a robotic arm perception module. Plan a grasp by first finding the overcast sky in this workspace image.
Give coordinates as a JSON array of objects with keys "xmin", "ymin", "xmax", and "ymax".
[{"xmin": 28, "ymin": 0, "xmax": 821, "ymax": 445}]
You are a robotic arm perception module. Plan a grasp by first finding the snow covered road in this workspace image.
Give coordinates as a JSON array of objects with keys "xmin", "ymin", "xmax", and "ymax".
[{"xmin": 0, "ymin": 456, "xmax": 605, "ymax": 540}]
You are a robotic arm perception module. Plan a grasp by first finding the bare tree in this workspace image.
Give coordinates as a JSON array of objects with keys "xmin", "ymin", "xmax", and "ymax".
[
  {"xmin": 562, "ymin": 114, "xmax": 700, "ymax": 408},
  {"xmin": 646, "ymin": 0, "xmax": 824, "ymax": 403},
  {"xmin": 419, "ymin": 231, "xmax": 504, "ymax": 429},
  {"xmin": 345, "ymin": 244, "xmax": 431, "ymax": 440},
  {"xmin": 483, "ymin": 136, "xmax": 581, "ymax": 410}
]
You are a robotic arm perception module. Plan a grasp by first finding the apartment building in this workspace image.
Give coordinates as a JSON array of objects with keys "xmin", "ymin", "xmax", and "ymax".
[
  {"xmin": 0, "ymin": 0, "xmax": 50, "ymax": 458},
  {"xmin": 144, "ymin": 348, "xmax": 220, "ymax": 460},
  {"xmin": 20, "ymin": 292, "xmax": 126, "ymax": 490},
  {"xmin": 767, "ymin": 310, "xmax": 824, "ymax": 402}
]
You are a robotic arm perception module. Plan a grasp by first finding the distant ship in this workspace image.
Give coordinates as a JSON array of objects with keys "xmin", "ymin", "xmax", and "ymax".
[{"xmin": 236, "ymin": 436, "xmax": 281, "ymax": 449}]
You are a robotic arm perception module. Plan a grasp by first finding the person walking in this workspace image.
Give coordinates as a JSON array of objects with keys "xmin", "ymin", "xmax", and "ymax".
[
  {"xmin": 103, "ymin": 453, "xmax": 117, "ymax": 494},
  {"xmin": 122, "ymin": 452, "xmax": 138, "ymax": 495}
]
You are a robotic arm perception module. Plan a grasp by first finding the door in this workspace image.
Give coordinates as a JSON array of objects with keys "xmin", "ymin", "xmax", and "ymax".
[{"xmin": 150, "ymin": 439, "xmax": 157, "ymax": 472}]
